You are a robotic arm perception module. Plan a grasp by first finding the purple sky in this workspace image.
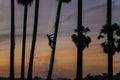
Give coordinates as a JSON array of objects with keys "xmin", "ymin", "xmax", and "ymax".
[{"xmin": 0, "ymin": 0, "xmax": 120, "ymax": 79}]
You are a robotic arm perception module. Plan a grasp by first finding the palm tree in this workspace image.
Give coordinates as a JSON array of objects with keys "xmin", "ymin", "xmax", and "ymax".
[
  {"xmin": 99, "ymin": 0, "xmax": 113, "ymax": 79},
  {"xmin": 10, "ymin": 0, "xmax": 15, "ymax": 80},
  {"xmin": 106, "ymin": 0, "xmax": 113, "ymax": 79},
  {"xmin": 17, "ymin": 0, "xmax": 33, "ymax": 80},
  {"xmin": 74, "ymin": 0, "xmax": 84, "ymax": 79},
  {"xmin": 72, "ymin": 26, "xmax": 91, "ymax": 80},
  {"xmin": 27, "ymin": 0, "xmax": 39, "ymax": 80},
  {"xmin": 46, "ymin": 0, "xmax": 71, "ymax": 80},
  {"xmin": 98, "ymin": 23, "xmax": 120, "ymax": 80}
]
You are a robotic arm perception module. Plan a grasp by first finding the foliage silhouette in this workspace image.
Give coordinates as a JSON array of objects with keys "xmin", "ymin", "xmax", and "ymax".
[
  {"xmin": 74, "ymin": 0, "xmax": 83, "ymax": 79},
  {"xmin": 47, "ymin": 0, "xmax": 71, "ymax": 80},
  {"xmin": 72, "ymin": 26, "xmax": 91, "ymax": 80},
  {"xmin": 72, "ymin": 27, "xmax": 91, "ymax": 49},
  {"xmin": 10, "ymin": 0, "xmax": 15, "ymax": 80},
  {"xmin": 106, "ymin": 0, "xmax": 113, "ymax": 79},
  {"xmin": 27, "ymin": 0, "xmax": 39, "ymax": 80},
  {"xmin": 98, "ymin": 23, "xmax": 120, "ymax": 80},
  {"xmin": 17, "ymin": 0, "xmax": 33, "ymax": 80},
  {"xmin": 98, "ymin": 23, "xmax": 120, "ymax": 53},
  {"xmin": 98, "ymin": 0, "xmax": 114, "ymax": 79}
]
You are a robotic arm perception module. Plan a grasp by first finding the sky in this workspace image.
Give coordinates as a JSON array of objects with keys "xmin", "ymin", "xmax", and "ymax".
[{"xmin": 0, "ymin": 0, "xmax": 120, "ymax": 79}]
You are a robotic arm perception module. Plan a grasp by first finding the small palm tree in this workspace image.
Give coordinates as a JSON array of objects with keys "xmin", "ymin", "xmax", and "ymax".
[
  {"xmin": 98, "ymin": 23, "xmax": 120, "ymax": 79},
  {"xmin": 17, "ymin": 0, "xmax": 33, "ymax": 80},
  {"xmin": 10, "ymin": 0, "xmax": 15, "ymax": 80},
  {"xmin": 72, "ymin": 26, "xmax": 91, "ymax": 80},
  {"xmin": 27, "ymin": 0, "xmax": 39, "ymax": 80},
  {"xmin": 47, "ymin": 0, "xmax": 71, "ymax": 80}
]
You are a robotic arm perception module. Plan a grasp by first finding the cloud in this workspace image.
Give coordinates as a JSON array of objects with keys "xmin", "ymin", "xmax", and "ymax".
[
  {"xmin": 85, "ymin": 3, "xmax": 107, "ymax": 12},
  {"xmin": 84, "ymin": 0, "xmax": 115, "ymax": 13}
]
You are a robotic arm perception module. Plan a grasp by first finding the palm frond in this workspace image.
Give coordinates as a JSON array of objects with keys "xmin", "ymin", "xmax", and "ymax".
[
  {"xmin": 85, "ymin": 27, "xmax": 90, "ymax": 32},
  {"xmin": 112, "ymin": 23, "xmax": 119, "ymax": 31},
  {"xmin": 100, "ymin": 25, "xmax": 108, "ymax": 34},
  {"xmin": 72, "ymin": 26, "xmax": 91, "ymax": 50},
  {"xmin": 101, "ymin": 42, "xmax": 108, "ymax": 53},
  {"xmin": 98, "ymin": 23, "xmax": 120, "ymax": 54},
  {"xmin": 115, "ymin": 29, "xmax": 120, "ymax": 36},
  {"xmin": 97, "ymin": 35, "xmax": 104, "ymax": 40},
  {"xmin": 72, "ymin": 34, "xmax": 78, "ymax": 46},
  {"xmin": 86, "ymin": 37, "xmax": 91, "ymax": 47}
]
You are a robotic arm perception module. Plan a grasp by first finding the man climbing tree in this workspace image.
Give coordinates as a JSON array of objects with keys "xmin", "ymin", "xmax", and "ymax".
[
  {"xmin": 46, "ymin": 0, "xmax": 71, "ymax": 80},
  {"xmin": 46, "ymin": 34, "xmax": 54, "ymax": 48}
]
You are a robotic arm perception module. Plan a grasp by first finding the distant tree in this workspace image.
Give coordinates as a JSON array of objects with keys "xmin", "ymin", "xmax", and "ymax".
[
  {"xmin": 27, "ymin": 0, "xmax": 39, "ymax": 80},
  {"xmin": 72, "ymin": 26, "xmax": 91, "ymax": 80},
  {"xmin": 10, "ymin": 0, "xmax": 15, "ymax": 80},
  {"xmin": 98, "ymin": 23, "xmax": 120, "ymax": 80},
  {"xmin": 17, "ymin": 0, "xmax": 33, "ymax": 80},
  {"xmin": 46, "ymin": 0, "xmax": 71, "ymax": 80}
]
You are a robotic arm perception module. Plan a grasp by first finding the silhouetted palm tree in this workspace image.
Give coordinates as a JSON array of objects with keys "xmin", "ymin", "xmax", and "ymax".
[
  {"xmin": 98, "ymin": 23, "xmax": 120, "ymax": 80},
  {"xmin": 106, "ymin": 0, "xmax": 113, "ymax": 79},
  {"xmin": 47, "ymin": 0, "xmax": 71, "ymax": 80},
  {"xmin": 17, "ymin": 0, "xmax": 33, "ymax": 80},
  {"xmin": 27, "ymin": 0, "xmax": 39, "ymax": 80},
  {"xmin": 72, "ymin": 26, "xmax": 91, "ymax": 80},
  {"xmin": 10, "ymin": 0, "xmax": 15, "ymax": 80},
  {"xmin": 98, "ymin": 0, "xmax": 113, "ymax": 79},
  {"xmin": 74, "ymin": 0, "xmax": 84, "ymax": 79}
]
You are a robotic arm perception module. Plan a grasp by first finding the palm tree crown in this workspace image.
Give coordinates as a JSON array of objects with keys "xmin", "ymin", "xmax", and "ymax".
[
  {"xmin": 17, "ymin": 0, "xmax": 33, "ymax": 5},
  {"xmin": 98, "ymin": 23, "xmax": 120, "ymax": 54},
  {"xmin": 72, "ymin": 26, "xmax": 91, "ymax": 50},
  {"xmin": 57, "ymin": 0, "xmax": 71, "ymax": 3}
]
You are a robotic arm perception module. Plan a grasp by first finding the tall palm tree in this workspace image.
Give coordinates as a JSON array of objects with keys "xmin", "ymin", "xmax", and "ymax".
[
  {"xmin": 72, "ymin": 27, "xmax": 91, "ymax": 80},
  {"xmin": 46, "ymin": 0, "xmax": 71, "ymax": 80},
  {"xmin": 106, "ymin": 0, "xmax": 113, "ymax": 79},
  {"xmin": 27, "ymin": 0, "xmax": 39, "ymax": 80},
  {"xmin": 10, "ymin": 0, "xmax": 15, "ymax": 80},
  {"xmin": 17, "ymin": 0, "xmax": 33, "ymax": 80},
  {"xmin": 75, "ymin": 0, "xmax": 83, "ymax": 79},
  {"xmin": 98, "ymin": 23, "xmax": 120, "ymax": 80}
]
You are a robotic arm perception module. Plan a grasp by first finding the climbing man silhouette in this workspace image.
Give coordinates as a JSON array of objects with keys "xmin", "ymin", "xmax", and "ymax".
[{"xmin": 46, "ymin": 34, "xmax": 54, "ymax": 48}]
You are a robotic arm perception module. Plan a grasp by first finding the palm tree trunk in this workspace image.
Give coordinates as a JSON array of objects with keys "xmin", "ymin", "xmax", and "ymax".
[
  {"xmin": 10, "ymin": 0, "xmax": 15, "ymax": 80},
  {"xmin": 27, "ymin": 0, "xmax": 39, "ymax": 80},
  {"xmin": 108, "ymin": 53, "xmax": 113, "ymax": 80},
  {"xmin": 76, "ymin": 0, "xmax": 83, "ymax": 80},
  {"xmin": 107, "ymin": 0, "xmax": 114, "ymax": 80},
  {"xmin": 47, "ymin": 0, "xmax": 62, "ymax": 80},
  {"xmin": 21, "ymin": 4, "xmax": 28, "ymax": 80}
]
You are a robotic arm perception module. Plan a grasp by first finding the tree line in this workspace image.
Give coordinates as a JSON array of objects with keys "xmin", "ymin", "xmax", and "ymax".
[{"xmin": 9, "ymin": 0, "xmax": 120, "ymax": 80}]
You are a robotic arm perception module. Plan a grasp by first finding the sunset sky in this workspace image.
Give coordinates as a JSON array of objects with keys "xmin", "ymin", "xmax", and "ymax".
[{"xmin": 0, "ymin": 0, "xmax": 120, "ymax": 79}]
